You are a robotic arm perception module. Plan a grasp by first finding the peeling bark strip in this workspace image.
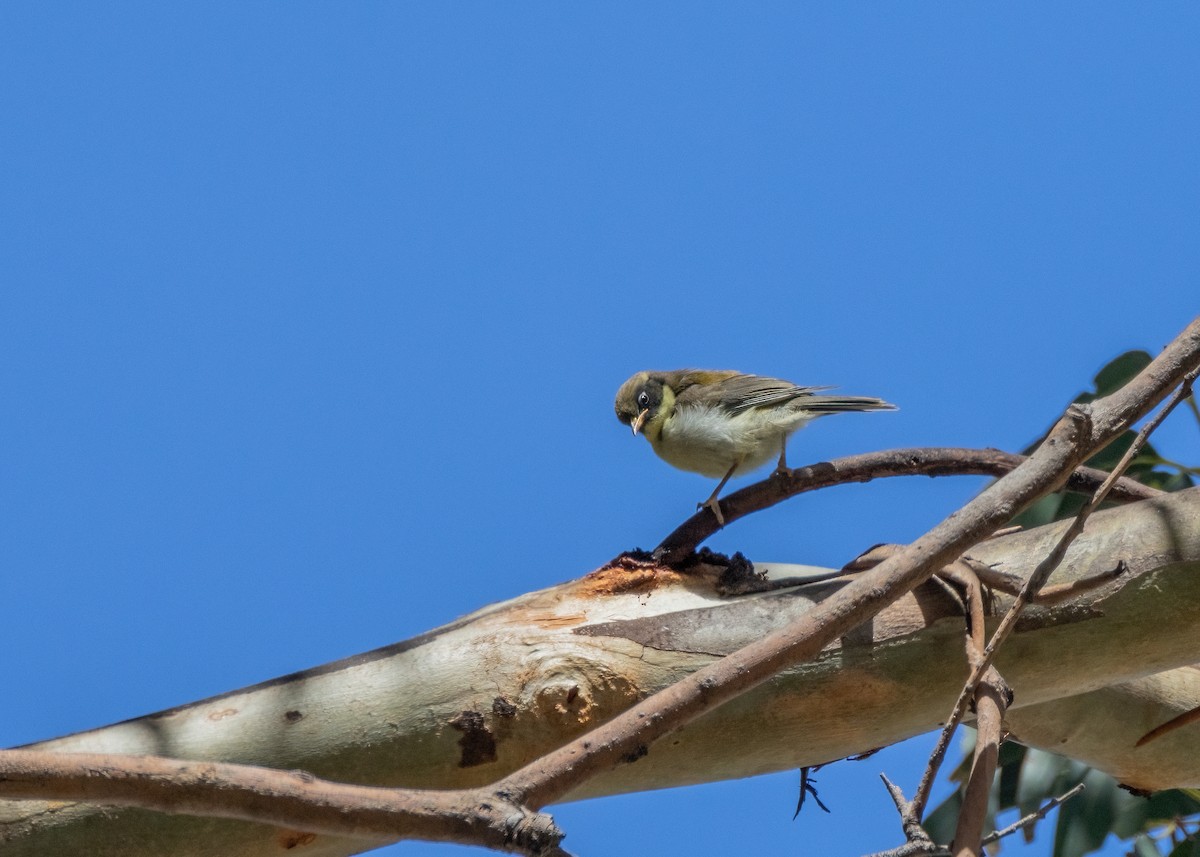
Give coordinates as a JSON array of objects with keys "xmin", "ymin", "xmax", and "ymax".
[
  {"xmin": 448, "ymin": 712, "xmax": 497, "ymax": 768},
  {"xmin": 574, "ymin": 574, "xmax": 963, "ymax": 656}
]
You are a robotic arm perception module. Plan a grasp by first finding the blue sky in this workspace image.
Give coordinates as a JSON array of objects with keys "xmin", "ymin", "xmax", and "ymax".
[{"xmin": 2, "ymin": 5, "xmax": 1198, "ymax": 856}]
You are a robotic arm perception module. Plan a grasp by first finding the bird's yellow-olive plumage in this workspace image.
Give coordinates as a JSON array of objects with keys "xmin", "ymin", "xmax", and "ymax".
[{"xmin": 614, "ymin": 369, "xmax": 895, "ymax": 523}]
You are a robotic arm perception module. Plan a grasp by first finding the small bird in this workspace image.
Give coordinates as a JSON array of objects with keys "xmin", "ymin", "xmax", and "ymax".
[{"xmin": 614, "ymin": 370, "xmax": 895, "ymax": 525}]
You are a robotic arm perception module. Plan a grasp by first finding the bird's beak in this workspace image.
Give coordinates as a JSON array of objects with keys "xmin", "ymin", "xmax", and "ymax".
[{"xmin": 631, "ymin": 409, "xmax": 649, "ymax": 435}]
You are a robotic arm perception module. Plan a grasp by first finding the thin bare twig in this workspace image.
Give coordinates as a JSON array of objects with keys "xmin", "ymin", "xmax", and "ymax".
[
  {"xmin": 654, "ymin": 447, "xmax": 1160, "ymax": 564},
  {"xmin": 867, "ymin": 780, "xmax": 1085, "ymax": 857},
  {"xmin": 881, "ymin": 773, "xmax": 937, "ymax": 848},
  {"xmin": 980, "ymin": 783, "xmax": 1086, "ymax": 846}
]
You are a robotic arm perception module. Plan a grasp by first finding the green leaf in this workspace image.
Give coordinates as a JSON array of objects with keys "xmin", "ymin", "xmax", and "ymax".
[
  {"xmin": 1092, "ymin": 351, "xmax": 1153, "ymax": 397},
  {"xmin": 1015, "ymin": 748, "xmax": 1079, "ymax": 817},
  {"xmin": 997, "ymin": 742, "xmax": 1026, "ymax": 808},
  {"xmin": 1114, "ymin": 790, "xmax": 1200, "ymax": 837}
]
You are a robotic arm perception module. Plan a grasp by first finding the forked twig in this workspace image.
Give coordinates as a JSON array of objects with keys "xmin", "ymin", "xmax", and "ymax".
[
  {"xmin": 908, "ymin": 368, "xmax": 1199, "ymax": 824},
  {"xmin": 865, "ymin": 777, "xmax": 1086, "ymax": 857}
]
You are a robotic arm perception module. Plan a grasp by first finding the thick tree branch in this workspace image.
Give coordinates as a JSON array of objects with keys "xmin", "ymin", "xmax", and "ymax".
[
  {"xmin": 0, "ymin": 751, "xmax": 559, "ymax": 853},
  {"xmin": 949, "ymin": 674, "xmax": 1006, "ymax": 857},
  {"xmin": 1006, "ymin": 668, "xmax": 1200, "ymax": 791}
]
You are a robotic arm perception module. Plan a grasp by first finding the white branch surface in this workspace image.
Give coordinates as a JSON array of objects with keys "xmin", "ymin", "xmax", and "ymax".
[{"xmin": 3, "ymin": 487, "xmax": 1199, "ymax": 855}]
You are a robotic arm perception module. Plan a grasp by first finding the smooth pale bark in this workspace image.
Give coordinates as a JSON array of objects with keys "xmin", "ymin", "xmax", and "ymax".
[
  {"xmin": 1007, "ymin": 668, "xmax": 1200, "ymax": 792},
  {"xmin": 3, "ymin": 488, "xmax": 1199, "ymax": 856}
]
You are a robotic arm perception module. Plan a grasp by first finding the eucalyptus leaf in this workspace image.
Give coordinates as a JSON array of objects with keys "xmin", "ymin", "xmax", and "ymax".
[{"xmin": 1093, "ymin": 351, "xmax": 1153, "ymax": 397}]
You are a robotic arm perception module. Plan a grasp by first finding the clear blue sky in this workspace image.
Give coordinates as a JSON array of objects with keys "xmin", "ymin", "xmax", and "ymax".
[{"xmin": 2, "ymin": 5, "xmax": 1197, "ymax": 856}]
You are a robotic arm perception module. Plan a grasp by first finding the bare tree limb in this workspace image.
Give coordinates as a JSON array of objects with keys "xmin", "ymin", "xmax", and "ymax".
[
  {"xmin": 949, "ymin": 668, "xmax": 1007, "ymax": 857},
  {"xmin": 0, "ymin": 750, "xmax": 561, "ymax": 854},
  {"xmin": 880, "ymin": 773, "xmax": 937, "ymax": 850},
  {"xmin": 653, "ymin": 447, "xmax": 1159, "ymax": 564},
  {"xmin": 910, "ymin": 364, "xmax": 1198, "ymax": 821}
]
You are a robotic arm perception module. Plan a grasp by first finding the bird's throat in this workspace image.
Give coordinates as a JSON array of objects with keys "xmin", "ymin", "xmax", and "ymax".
[{"xmin": 640, "ymin": 385, "xmax": 675, "ymax": 443}]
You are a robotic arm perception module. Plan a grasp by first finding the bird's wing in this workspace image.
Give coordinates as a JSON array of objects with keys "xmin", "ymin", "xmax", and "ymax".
[{"xmin": 673, "ymin": 372, "xmax": 832, "ymax": 415}]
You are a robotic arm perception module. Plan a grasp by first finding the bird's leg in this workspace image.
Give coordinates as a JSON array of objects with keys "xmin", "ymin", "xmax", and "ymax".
[
  {"xmin": 773, "ymin": 440, "xmax": 789, "ymax": 476},
  {"xmin": 699, "ymin": 462, "xmax": 739, "ymax": 526}
]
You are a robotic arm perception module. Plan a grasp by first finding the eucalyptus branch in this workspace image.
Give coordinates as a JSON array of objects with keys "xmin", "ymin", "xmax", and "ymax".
[
  {"xmin": 949, "ymin": 669, "xmax": 1007, "ymax": 857},
  {"xmin": 654, "ymin": 447, "xmax": 1159, "ymax": 564},
  {"xmin": 908, "ymin": 364, "xmax": 1199, "ymax": 822},
  {"xmin": 0, "ymin": 750, "xmax": 562, "ymax": 855}
]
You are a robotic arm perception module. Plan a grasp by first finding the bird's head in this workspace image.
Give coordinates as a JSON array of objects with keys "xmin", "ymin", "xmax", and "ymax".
[{"xmin": 614, "ymin": 372, "xmax": 674, "ymax": 439}]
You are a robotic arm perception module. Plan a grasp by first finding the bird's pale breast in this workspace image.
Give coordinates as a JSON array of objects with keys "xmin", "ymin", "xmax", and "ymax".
[{"xmin": 651, "ymin": 404, "xmax": 814, "ymax": 477}]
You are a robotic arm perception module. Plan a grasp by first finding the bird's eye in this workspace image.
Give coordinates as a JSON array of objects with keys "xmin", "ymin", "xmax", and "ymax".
[{"xmin": 637, "ymin": 391, "xmax": 650, "ymax": 409}]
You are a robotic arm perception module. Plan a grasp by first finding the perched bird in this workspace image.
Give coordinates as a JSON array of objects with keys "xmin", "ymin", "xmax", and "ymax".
[{"xmin": 614, "ymin": 370, "xmax": 895, "ymax": 525}]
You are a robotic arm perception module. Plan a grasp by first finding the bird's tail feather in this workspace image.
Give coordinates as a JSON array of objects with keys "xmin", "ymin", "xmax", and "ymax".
[{"xmin": 803, "ymin": 396, "xmax": 897, "ymax": 414}]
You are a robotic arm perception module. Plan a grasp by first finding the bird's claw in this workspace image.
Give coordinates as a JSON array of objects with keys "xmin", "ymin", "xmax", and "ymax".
[{"xmin": 699, "ymin": 497, "xmax": 726, "ymax": 526}]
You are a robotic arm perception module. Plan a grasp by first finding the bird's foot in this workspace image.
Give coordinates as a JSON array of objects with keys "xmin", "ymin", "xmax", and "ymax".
[{"xmin": 698, "ymin": 496, "xmax": 726, "ymax": 526}]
